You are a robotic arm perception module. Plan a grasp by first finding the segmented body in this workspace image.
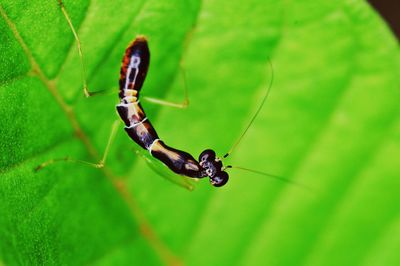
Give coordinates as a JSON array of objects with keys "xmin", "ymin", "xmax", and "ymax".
[{"xmin": 116, "ymin": 36, "xmax": 208, "ymax": 179}]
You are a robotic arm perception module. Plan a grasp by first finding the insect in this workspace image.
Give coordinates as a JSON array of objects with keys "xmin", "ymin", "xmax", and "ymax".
[
  {"xmin": 116, "ymin": 36, "xmax": 230, "ymax": 186},
  {"xmin": 37, "ymin": 0, "xmax": 309, "ymax": 191}
]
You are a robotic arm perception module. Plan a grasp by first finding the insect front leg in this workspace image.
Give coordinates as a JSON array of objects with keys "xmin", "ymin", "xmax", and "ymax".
[{"xmin": 35, "ymin": 120, "xmax": 120, "ymax": 171}]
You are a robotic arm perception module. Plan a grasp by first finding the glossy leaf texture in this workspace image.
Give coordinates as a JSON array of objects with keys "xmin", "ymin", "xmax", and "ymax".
[{"xmin": 0, "ymin": 0, "xmax": 399, "ymax": 265}]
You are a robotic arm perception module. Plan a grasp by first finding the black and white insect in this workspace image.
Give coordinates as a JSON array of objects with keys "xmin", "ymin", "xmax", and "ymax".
[{"xmin": 116, "ymin": 36, "xmax": 235, "ymax": 187}]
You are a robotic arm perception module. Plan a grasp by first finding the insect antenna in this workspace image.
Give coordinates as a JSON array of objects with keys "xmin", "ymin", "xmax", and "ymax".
[
  {"xmin": 225, "ymin": 165, "xmax": 314, "ymax": 192},
  {"xmin": 223, "ymin": 58, "xmax": 274, "ymax": 159}
]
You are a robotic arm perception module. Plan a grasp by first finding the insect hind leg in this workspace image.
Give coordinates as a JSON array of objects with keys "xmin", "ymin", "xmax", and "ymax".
[
  {"xmin": 57, "ymin": 0, "xmax": 100, "ymax": 98},
  {"xmin": 35, "ymin": 120, "xmax": 120, "ymax": 171},
  {"xmin": 143, "ymin": 65, "xmax": 190, "ymax": 109}
]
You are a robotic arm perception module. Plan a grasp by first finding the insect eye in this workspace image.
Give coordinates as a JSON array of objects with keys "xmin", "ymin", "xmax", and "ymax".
[
  {"xmin": 213, "ymin": 160, "xmax": 222, "ymax": 171},
  {"xmin": 210, "ymin": 171, "xmax": 229, "ymax": 187},
  {"xmin": 199, "ymin": 149, "xmax": 216, "ymax": 162}
]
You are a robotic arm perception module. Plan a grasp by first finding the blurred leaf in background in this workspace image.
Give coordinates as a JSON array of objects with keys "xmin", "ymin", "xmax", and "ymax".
[{"xmin": 0, "ymin": 0, "xmax": 399, "ymax": 265}]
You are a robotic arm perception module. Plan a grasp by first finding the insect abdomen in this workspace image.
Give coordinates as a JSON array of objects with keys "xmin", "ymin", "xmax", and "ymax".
[
  {"xmin": 118, "ymin": 36, "xmax": 149, "ymax": 98},
  {"xmin": 117, "ymin": 36, "xmax": 206, "ymax": 179},
  {"xmin": 117, "ymin": 36, "xmax": 157, "ymax": 149}
]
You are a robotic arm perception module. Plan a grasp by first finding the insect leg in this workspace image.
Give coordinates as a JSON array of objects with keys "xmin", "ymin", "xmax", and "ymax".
[
  {"xmin": 57, "ymin": 0, "xmax": 113, "ymax": 98},
  {"xmin": 143, "ymin": 25, "xmax": 196, "ymax": 109},
  {"xmin": 97, "ymin": 120, "xmax": 120, "ymax": 167},
  {"xmin": 35, "ymin": 120, "xmax": 120, "ymax": 171},
  {"xmin": 143, "ymin": 65, "xmax": 189, "ymax": 109}
]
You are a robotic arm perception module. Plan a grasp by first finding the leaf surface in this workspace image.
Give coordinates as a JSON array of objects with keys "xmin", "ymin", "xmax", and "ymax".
[{"xmin": 0, "ymin": 0, "xmax": 399, "ymax": 265}]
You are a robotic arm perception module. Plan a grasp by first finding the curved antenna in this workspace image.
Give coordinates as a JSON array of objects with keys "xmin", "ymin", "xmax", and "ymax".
[
  {"xmin": 225, "ymin": 165, "xmax": 314, "ymax": 192},
  {"xmin": 223, "ymin": 58, "xmax": 274, "ymax": 159}
]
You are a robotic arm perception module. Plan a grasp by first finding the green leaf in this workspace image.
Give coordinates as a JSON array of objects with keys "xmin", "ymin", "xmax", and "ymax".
[{"xmin": 1, "ymin": 0, "xmax": 399, "ymax": 265}]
